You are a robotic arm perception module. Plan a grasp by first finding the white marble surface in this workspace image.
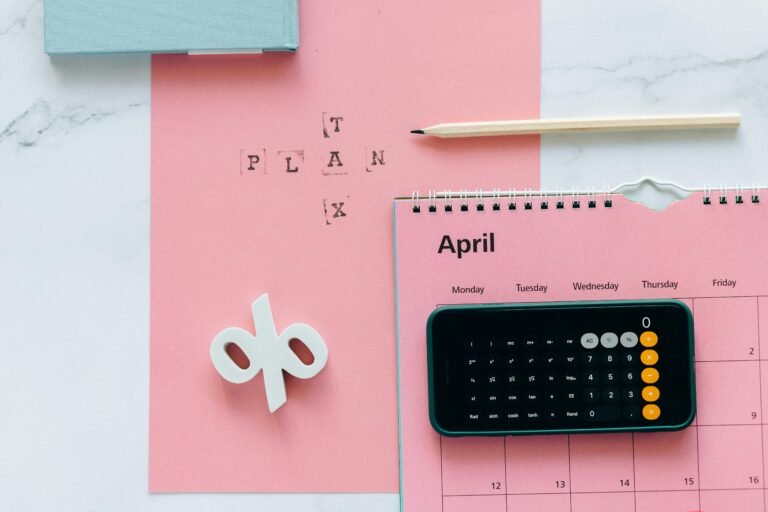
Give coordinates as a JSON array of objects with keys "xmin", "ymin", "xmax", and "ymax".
[
  {"xmin": 541, "ymin": 0, "xmax": 768, "ymax": 189},
  {"xmin": 0, "ymin": 1, "xmax": 396, "ymax": 510},
  {"xmin": 1, "ymin": 1, "xmax": 767, "ymax": 510}
]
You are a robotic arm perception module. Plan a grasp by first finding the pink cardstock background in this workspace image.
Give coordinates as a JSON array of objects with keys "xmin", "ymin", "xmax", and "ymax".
[
  {"xmin": 150, "ymin": 0, "xmax": 540, "ymax": 492},
  {"xmin": 394, "ymin": 192, "xmax": 768, "ymax": 511}
]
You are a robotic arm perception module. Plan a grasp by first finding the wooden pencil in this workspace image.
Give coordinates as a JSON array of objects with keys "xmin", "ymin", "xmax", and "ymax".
[{"xmin": 410, "ymin": 114, "xmax": 740, "ymax": 138}]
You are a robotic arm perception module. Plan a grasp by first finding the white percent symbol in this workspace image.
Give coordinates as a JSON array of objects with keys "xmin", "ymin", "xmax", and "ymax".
[{"xmin": 210, "ymin": 294, "xmax": 328, "ymax": 412}]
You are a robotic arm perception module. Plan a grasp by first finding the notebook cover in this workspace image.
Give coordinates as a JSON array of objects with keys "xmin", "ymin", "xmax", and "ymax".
[{"xmin": 44, "ymin": 0, "xmax": 298, "ymax": 54}]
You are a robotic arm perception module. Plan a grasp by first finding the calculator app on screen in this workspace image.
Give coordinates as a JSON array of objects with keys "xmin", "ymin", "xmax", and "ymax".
[{"xmin": 427, "ymin": 300, "xmax": 695, "ymax": 436}]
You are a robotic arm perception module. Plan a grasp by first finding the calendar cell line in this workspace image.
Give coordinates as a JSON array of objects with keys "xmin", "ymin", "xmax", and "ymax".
[{"xmin": 433, "ymin": 296, "xmax": 768, "ymax": 512}]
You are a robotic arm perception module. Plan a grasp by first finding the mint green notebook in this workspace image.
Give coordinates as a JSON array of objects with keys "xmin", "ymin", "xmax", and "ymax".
[{"xmin": 45, "ymin": 0, "xmax": 298, "ymax": 55}]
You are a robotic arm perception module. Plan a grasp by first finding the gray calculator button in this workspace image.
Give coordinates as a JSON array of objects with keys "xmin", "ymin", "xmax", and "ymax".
[
  {"xmin": 620, "ymin": 332, "xmax": 639, "ymax": 348},
  {"xmin": 581, "ymin": 333, "xmax": 599, "ymax": 349},
  {"xmin": 600, "ymin": 332, "xmax": 619, "ymax": 348}
]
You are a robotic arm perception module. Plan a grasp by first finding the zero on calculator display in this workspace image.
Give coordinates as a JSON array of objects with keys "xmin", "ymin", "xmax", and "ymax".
[{"xmin": 427, "ymin": 300, "xmax": 696, "ymax": 436}]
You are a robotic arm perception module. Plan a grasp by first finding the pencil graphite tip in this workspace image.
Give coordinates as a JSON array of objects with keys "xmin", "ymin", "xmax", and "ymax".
[{"xmin": 410, "ymin": 129, "xmax": 424, "ymax": 134}]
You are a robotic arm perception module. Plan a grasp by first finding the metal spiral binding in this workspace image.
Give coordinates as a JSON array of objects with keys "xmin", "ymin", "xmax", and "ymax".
[
  {"xmin": 587, "ymin": 187, "xmax": 598, "ymax": 209},
  {"xmin": 460, "ymin": 190, "xmax": 470, "ymax": 212},
  {"xmin": 701, "ymin": 184, "xmax": 762, "ymax": 205},
  {"xmin": 411, "ymin": 191, "xmax": 421, "ymax": 213},
  {"xmin": 411, "ymin": 181, "xmax": 764, "ymax": 213},
  {"xmin": 603, "ymin": 187, "xmax": 613, "ymax": 208},
  {"xmin": 410, "ymin": 188, "xmax": 616, "ymax": 213},
  {"xmin": 427, "ymin": 191, "xmax": 437, "ymax": 213}
]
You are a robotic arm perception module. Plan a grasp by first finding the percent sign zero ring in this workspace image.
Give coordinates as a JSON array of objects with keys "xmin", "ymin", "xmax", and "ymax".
[{"xmin": 210, "ymin": 294, "xmax": 329, "ymax": 413}]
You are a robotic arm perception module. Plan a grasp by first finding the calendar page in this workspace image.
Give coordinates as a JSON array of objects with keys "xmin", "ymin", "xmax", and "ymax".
[{"xmin": 394, "ymin": 191, "xmax": 768, "ymax": 512}]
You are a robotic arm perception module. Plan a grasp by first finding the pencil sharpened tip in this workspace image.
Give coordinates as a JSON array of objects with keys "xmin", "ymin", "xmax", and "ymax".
[{"xmin": 410, "ymin": 129, "xmax": 424, "ymax": 134}]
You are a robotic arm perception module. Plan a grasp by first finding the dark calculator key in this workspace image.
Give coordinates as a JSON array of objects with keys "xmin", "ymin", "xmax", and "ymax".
[
  {"xmin": 505, "ymin": 410, "xmax": 522, "ymax": 421},
  {"xmin": 543, "ymin": 373, "xmax": 558, "ymax": 385},
  {"xmin": 562, "ymin": 354, "xmax": 579, "ymax": 367},
  {"xmin": 582, "ymin": 370, "xmax": 600, "ymax": 385},
  {"xmin": 602, "ymin": 387, "xmax": 620, "ymax": 403},
  {"xmin": 622, "ymin": 369, "xmax": 638, "ymax": 384},
  {"xmin": 467, "ymin": 374, "xmax": 480, "ymax": 387},
  {"xmin": 505, "ymin": 373, "xmax": 519, "ymax": 385},
  {"xmin": 467, "ymin": 411, "xmax": 481, "ymax": 423},
  {"xmin": 525, "ymin": 409, "xmax": 542, "ymax": 420},
  {"xmin": 544, "ymin": 390, "xmax": 560, "ymax": 402},
  {"xmin": 564, "ymin": 408, "xmax": 581, "ymax": 420},
  {"xmin": 525, "ymin": 390, "xmax": 540, "ymax": 403},
  {"xmin": 486, "ymin": 356, "xmax": 500, "ymax": 368},
  {"xmin": 581, "ymin": 352, "xmax": 599, "ymax": 367},
  {"xmin": 623, "ymin": 387, "xmax": 639, "ymax": 402},
  {"xmin": 585, "ymin": 405, "xmax": 621, "ymax": 421},
  {"xmin": 563, "ymin": 372, "xmax": 579, "ymax": 385},
  {"xmin": 466, "ymin": 340, "xmax": 480, "ymax": 352},
  {"xmin": 487, "ymin": 411, "xmax": 502, "ymax": 422},
  {"xmin": 542, "ymin": 354, "xmax": 558, "ymax": 368},
  {"xmin": 601, "ymin": 351, "xmax": 618, "ymax": 366},
  {"xmin": 564, "ymin": 390, "xmax": 579, "ymax": 402},
  {"xmin": 524, "ymin": 373, "xmax": 539, "ymax": 385},
  {"xmin": 466, "ymin": 393, "xmax": 482, "ymax": 406},
  {"xmin": 466, "ymin": 357, "xmax": 480, "ymax": 369},
  {"xmin": 506, "ymin": 392, "xmax": 522, "ymax": 404},
  {"xmin": 487, "ymin": 374, "xmax": 500, "ymax": 386},
  {"xmin": 504, "ymin": 339, "xmax": 520, "ymax": 351},
  {"xmin": 544, "ymin": 408, "xmax": 560, "ymax": 421},
  {"xmin": 524, "ymin": 339, "xmax": 538, "ymax": 349},
  {"xmin": 487, "ymin": 393, "xmax": 501, "ymax": 406},
  {"xmin": 524, "ymin": 354, "xmax": 538, "ymax": 366},
  {"xmin": 583, "ymin": 388, "xmax": 600, "ymax": 403},
  {"xmin": 623, "ymin": 405, "xmax": 641, "ymax": 420},
  {"xmin": 505, "ymin": 355, "xmax": 520, "ymax": 368},
  {"xmin": 563, "ymin": 338, "xmax": 577, "ymax": 349},
  {"xmin": 620, "ymin": 351, "xmax": 637, "ymax": 365},
  {"xmin": 486, "ymin": 340, "xmax": 499, "ymax": 351},
  {"xmin": 602, "ymin": 370, "xmax": 618, "ymax": 384},
  {"xmin": 543, "ymin": 338, "xmax": 557, "ymax": 349}
]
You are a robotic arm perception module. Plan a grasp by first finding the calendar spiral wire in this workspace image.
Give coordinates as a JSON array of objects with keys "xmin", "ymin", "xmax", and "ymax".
[{"xmin": 409, "ymin": 181, "xmax": 764, "ymax": 213}]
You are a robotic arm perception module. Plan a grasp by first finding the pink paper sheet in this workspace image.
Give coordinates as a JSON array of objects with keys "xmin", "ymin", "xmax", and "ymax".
[
  {"xmin": 150, "ymin": 0, "xmax": 540, "ymax": 492},
  {"xmin": 394, "ymin": 192, "xmax": 768, "ymax": 511}
]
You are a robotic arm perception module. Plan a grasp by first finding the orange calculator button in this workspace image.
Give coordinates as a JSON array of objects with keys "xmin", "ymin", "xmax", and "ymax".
[
  {"xmin": 643, "ymin": 404, "xmax": 661, "ymax": 420},
  {"xmin": 640, "ymin": 331, "xmax": 658, "ymax": 347},
  {"xmin": 642, "ymin": 385, "xmax": 660, "ymax": 402},
  {"xmin": 641, "ymin": 349, "xmax": 659, "ymax": 365},
  {"xmin": 641, "ymin": 367, "xmax": 659, "ymax": 384}
]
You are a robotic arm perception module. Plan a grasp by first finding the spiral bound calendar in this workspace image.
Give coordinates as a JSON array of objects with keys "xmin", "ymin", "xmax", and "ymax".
[{"xmin": 394, "ymin": 182, "xmax": 768, "ymax": 512}]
